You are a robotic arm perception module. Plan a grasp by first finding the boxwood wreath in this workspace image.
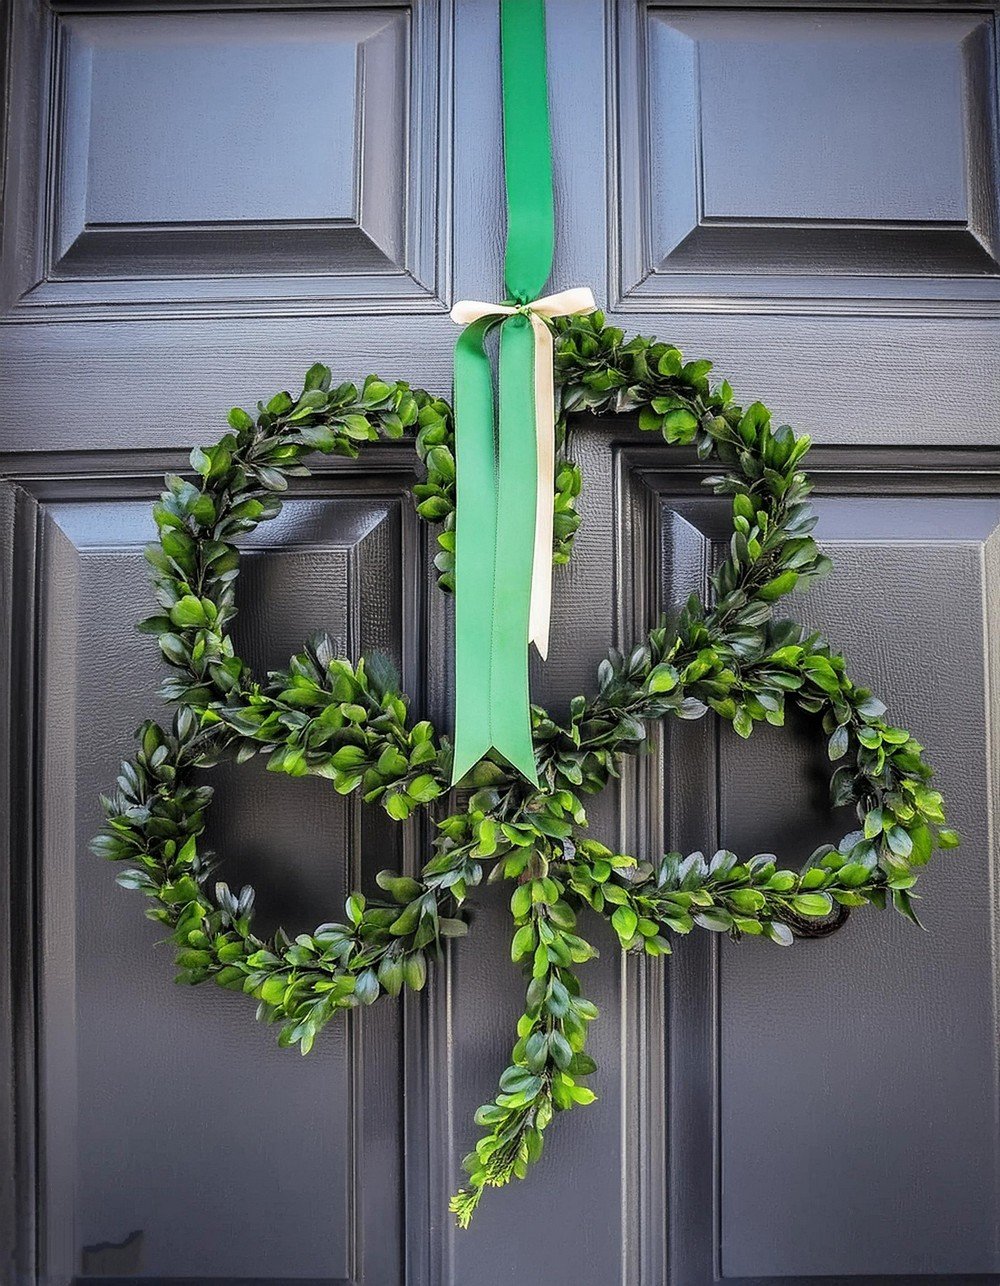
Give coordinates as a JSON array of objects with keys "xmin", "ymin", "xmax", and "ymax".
[{"xmin": 93, "ymin": 312, "xmax": 958, "ymax": 1227}]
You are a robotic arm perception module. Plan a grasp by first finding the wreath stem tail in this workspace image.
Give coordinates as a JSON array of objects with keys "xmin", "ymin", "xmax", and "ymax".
[{"xmin": 450, "ymin": 865, "xmax": 599, "ymax": 1225}]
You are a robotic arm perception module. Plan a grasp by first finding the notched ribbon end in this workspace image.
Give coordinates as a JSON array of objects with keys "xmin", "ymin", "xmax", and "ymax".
[
  {"xmin": 450, "ymin": 739, "xmax": 493, "ymax": 788},
  {"xmin": 451, "ymin": 743, "xmax": 540, "ymax": 789},
  {"xmin": 530, "ymin": 628, "xmax": 549, "ymax": 662}
]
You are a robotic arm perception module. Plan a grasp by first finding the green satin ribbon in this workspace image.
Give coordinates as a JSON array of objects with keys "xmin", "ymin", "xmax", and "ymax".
[
  {"xmin": 450, "ymin": 0, "xmax": 555, "ymax": 786},
  {"xmin": 499, "ymin": 0, "xmax": 555, "ymax": 304}
]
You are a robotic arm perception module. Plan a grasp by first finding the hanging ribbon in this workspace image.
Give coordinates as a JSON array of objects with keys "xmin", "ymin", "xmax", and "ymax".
[{"xmin": 449, "ymin": 0, "xmax": 594, "ymax": 786}]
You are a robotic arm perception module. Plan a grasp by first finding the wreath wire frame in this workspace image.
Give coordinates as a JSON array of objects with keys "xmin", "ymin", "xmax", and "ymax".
[{"xmin": 92, "ymin": 312, "xmax": 958, "ymax": 1226}]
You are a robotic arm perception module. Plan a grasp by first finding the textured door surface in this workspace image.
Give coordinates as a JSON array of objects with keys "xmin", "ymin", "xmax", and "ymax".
[{"xmin": 2, "ymin": 2, "xmax": 999, "ymax": 1284}]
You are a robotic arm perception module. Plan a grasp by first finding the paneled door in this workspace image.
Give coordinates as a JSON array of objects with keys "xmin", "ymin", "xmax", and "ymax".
[{"xmin": 2, "ymin": 2, "xmax": 999, "ymax": 1283}]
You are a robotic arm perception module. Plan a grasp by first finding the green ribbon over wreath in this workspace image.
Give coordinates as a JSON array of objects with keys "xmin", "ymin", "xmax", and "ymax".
[{"xmin": 450, "ymin": 0, "xmax": 594, "ymax": 785}]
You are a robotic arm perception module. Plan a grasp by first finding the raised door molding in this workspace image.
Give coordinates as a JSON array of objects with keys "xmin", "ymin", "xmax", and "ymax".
[
  {"xmin": 1, "ymin": 0, "xmax": 452, "ymax": 319},
  {"xmin": 616, "ymin": 438, "xmax": 1000, "ymax": 1283},
  {"xmin": 611, "ymin": 3, "xmax": 1000, "ymax": 315},
  {"xmin": 0, "ymin": 457, "xmax": 451, "ymax": 1284}
]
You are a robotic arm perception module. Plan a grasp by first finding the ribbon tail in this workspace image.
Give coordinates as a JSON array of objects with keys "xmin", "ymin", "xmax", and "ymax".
[
  {"xmin": 488, "ymin": 315, "xmax": 540, "ymax": 785},
  {"xmin": 528, "ymin": 316, "xmax": 554, "ymax": 659},
  {"xmin": 451, "ymin": 317, "xmax": 502, "ymax": 785}
]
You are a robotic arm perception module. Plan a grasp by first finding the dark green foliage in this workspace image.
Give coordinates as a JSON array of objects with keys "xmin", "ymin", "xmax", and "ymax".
[{"xmin": 93, "ymin": 325, "xmax": 957, "ymax": 1227}]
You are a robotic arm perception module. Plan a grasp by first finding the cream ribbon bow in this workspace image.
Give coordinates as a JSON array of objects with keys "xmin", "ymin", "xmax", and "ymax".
[{"xmin": 449, "ymin": 286, "xmax": 596, "ymax": 658}]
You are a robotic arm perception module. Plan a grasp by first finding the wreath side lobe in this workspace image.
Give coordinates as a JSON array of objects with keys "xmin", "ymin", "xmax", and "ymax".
[{"xmin": 92, "ymin": 313, "xmax": 958, "ymax": 1226}]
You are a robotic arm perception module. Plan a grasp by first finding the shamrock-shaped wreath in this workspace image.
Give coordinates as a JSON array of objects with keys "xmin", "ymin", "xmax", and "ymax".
[{"xmin": 93, "ymin": 312, "xmax": 958, "ymax": 1226}]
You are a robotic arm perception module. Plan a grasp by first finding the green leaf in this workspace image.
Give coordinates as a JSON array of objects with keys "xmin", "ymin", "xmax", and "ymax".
[
  {"xmin": 342, "ymin": 414, "xmax": 374, "ymax": 440},
  {"xmin": 647, "ymin": 663, "xmax": 679, "ymax": 694},
  {"xmin": 661, "ymin": 409, "xmax": 699, "ymax": 441},
  {"xmin": 827, "ymin": 724, "xmax": 849, "ymax": 760},
  {"xmin": 389, "ymin": 900, "xmax": 422, "ymax": 937},
  {"xmin": 256, "ymin": 466, "xmax": 288, "ymax": 492},
  {"xmin": 764, "ymin": 921, "xmax": 794, "ymax": 947},
  {"xmin": 510, "ymin": 884, "xmax": 532, "ymax": 919},
  {"xmin": 137, "ymin": 615, "xmax": 171, "ymax": 635},
  {"xmin": 303, "ymin": 363, "xmax": 332, "ymax": 392},
  {"xmin": 376, "ymin": 870, "xmax": 423, "ymax": 903},
  {"xmin": 892, "ymin": 887, "xmax": 924, "ymax": 928},
  {"xmin": 260, "ymin": 975, "xmax": 288, "ymax": 1005},
  {"xmin": 511, "ymin": 923, "xmax": 536, "ymax": 961},
  {"xmin": 377, "ymin": 955, "xmax": 404, "ymax": 996},
  {"xmin": 693, "ymin": 908, "xmax": 733, "ymax": 932},
  {"xmin": 837, "ymin": 862, "xmax": 871, "ymax": 888},
  {"xmin": 265, "ymin": 391, "xmax": 293, "ymax": 416},
  {"xmin": 228, "ymin": 406, "xmax": 255, "ymax": 431},
  {"xmin": 791, "ymin": 892, "xmax": 832, "ymax": 917},
  {"xmin": 856, "ymin": 695, "xmax": 887, "ymax": 720},
  {"xmin": 169, "ymin": 595, "xmax": 208, "ymax": 628},
  {"xmin": 416, "ymin": 496, "xmax": 452, "ymax": 521},
  {"xmin": 403, "ymin": 951, "xmax": 427, "ymax": 991},
  {"xmin": 656, "ymin": 347, "xmax": 682, "ymax": 377},
  {"xmin": 384, "ymin": 791, "xmax": 411, "ymax": 821},
  {"xmin": 525, "ymin": 1030, "xmax": 549, "ymax": 1072},
  {"xmin": 908, "ymin": 822, "xmax": 933, "ymax": 867},
  {"xmin": 476, "ymin": 818, "xmax": 498, "ymax": 856},
  {"xmin": 728, "ymin": 887, "xmax": 766, "ymax": 913},
  {"xmin": 499, "ymin": 1065, "xmax": 534, "ymax": 1094},
  {"xmin": 377, "ymin": 745, "xmax": 409, "ymax": 777},
  {"xmin": 549, "ymin": 1031, "xmax": 573, "ymax": 1069},
  {"xmin": 190, "ymin": 446, "xmax": 211, "ymax": 476},
  {"xmin": 407, "ymin": 773, "xmax": 441, "ymax": 804},
  {"xmin": 158, "ymin": 633, "xmax": 189, "ymax": 666},
  {"xmin": 759, "ymin": 571, "xmax": 799, "ymax": 602},
  {"xmin": 611, "ymin": 904, "xmax": 638, "ymax": 941},
  {"xmin": 354, "ymin": 968, "xmax": 379, "ymax": 1005}
]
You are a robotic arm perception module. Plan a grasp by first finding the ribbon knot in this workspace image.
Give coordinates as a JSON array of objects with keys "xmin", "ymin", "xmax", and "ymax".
[{"xmin": 449, "ymin": 287, "xmax": 595, "ymax": 786}]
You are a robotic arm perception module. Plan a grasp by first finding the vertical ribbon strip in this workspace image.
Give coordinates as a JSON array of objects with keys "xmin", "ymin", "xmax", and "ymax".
[{"xmin": 450, "ymin": 0, "xmax": 594, "ymax": 786}]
